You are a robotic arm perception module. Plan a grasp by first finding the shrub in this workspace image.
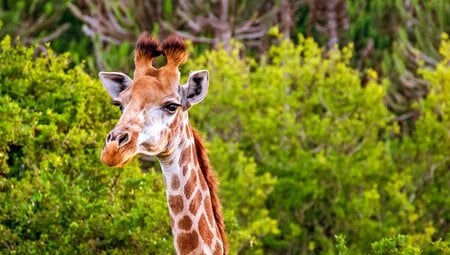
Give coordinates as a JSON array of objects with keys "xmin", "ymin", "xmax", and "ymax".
[
  {"xmin": 186, "ymin": 35, "xmax": 450, "ymax": 254},
  {"xmin": 1, "ymin": 27, "xmax": 449, "ymax": 254},
  {"xmin": 0, "ymin": 32, "xmax": 278, "ymax": 254},
  {"xmin": 0, "ymin": 34, "xmax": 177, "ymax": 254}
]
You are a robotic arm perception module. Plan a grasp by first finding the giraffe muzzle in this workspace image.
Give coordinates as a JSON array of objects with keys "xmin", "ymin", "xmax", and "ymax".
[{"xmin": 101, "ymin": 130, "xmax": 137, "ymax": 167}]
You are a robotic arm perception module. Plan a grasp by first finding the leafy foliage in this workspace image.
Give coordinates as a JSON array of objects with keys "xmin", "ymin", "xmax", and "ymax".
[
  {"xmin": 1, "ymin": 26, "xmax": 449, "ymax": 254},
  {"xmin": 0, "ymin": 33, "xmax": 277, "ymax": 254},
  {"xmin": 186, "ymin": 36, "xmax": 450, "ymax": 254},
  {"xmin": 0, "ymin": 34, "xmax": 174, "ymax": 254}
]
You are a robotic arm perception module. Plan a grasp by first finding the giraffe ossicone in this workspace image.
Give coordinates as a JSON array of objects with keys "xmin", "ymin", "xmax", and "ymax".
[{"xmin": 98, "ymin": 33, "xmax": 228, "ymax": 254}]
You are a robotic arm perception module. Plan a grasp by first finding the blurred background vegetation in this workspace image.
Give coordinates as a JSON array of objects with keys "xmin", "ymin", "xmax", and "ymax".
[{"xmin": 0, "ymin": 0, "xmax": 449, "ymax": 254}]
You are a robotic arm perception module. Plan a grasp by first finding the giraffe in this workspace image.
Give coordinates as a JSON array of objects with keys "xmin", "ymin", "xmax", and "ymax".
[{"xmin": 98, "ymin": 33, "xmax": 228, "ymax": 255}]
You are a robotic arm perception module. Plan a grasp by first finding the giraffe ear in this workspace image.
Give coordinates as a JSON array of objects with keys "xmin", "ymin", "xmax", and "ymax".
[
  {"xmin": 181, "ymin": 70, "xmax": 209, "ymax": 110},
  {"xmin": 99, "ymin": 71, "xmax": 133, "ymax": 101}
]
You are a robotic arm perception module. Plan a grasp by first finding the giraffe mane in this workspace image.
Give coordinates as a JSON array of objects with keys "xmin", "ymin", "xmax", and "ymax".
[{"xmin": 191, "ymin": 128, "xmax": 229, "ymax": 254}]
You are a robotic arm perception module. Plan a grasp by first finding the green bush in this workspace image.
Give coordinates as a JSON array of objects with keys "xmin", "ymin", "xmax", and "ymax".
[
  {"xmin": 1, "ymin": 27, "xmax": 449, "ymax": 254},
  {"xmin": 207, "ymin": 138, "xmax": 278, "ymax": 253},
  {"xmin": 0, "ymin": 34, "xmax": 175, "ymax": 254},
  {"xmin": 186, "ymin": 35, "xmax": 450, "ymax": 254},
  {"xmin": 0, "ymin": 32, "xmax": 278, "ymax": 254},
  {"xmin": 187, "ymin": 36, "xmax": 391, "ymax": 253}
]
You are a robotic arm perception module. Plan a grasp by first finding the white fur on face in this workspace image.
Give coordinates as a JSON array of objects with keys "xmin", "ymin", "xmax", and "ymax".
[{"xmin": 137, "ymin": 107, "xmax": 178, "ymax": 155}]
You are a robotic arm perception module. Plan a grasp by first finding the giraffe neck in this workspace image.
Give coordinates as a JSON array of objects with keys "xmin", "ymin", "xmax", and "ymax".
[{"xmin": 158, "ymin": 114, "xmax": 226, "ymax": 255}]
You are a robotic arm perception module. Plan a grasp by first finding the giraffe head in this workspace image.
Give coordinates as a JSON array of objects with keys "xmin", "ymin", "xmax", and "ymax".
[{"xmin": 99, "ymin": 33, "xmax": 209, "ymax": 167}]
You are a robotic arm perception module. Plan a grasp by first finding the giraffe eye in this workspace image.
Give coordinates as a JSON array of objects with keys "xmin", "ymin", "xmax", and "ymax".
[{"xmin": 164, "ymin": 103, "xmax": 180, "ymax": 114}]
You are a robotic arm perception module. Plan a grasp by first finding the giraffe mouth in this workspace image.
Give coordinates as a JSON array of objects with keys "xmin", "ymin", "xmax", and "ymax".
[
  {"xmin": 110, "ymin": 157, "xmax": 133, "ymax": 168},
  {"xmin": 101, "ymin": 141, "xmax": 137, "ymax": 167},
  {"xmin": 137, "ymin": 146, "xmax": 161, "ymax": 157},
  {"xmin": 136, "ymin": 139, "xmax": 170, "ymax": 157}
]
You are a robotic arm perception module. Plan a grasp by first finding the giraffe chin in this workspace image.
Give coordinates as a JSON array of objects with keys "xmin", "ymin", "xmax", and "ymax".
[
  {"xmin": 101, "ymin": 142, "xmax": 136, "ymax": 167},
  {"xmin": 137, "ymin": 144, "xmax": 166, "ymax": 157}
]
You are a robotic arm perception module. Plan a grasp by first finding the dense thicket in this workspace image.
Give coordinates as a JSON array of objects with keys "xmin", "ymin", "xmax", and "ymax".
[
  {"xmin": 0, "ymin": 33, "xmax": 171, "ymax": 254},
  {"xmin": 0, "ymin": 32, "xmax": 275, "ymax": 254},
  {"xmin": 1, "ymin": 25, "xmax": 449, "ymax": 253},
  {"xmin": 0, "ymin": 1, "xmax": 449, "ymax": 254},
  {"xmin": 2, "ymin": 0, "xmax": 449, "ymax": 135},
  {"xmin": 186, "ymin": 35, "xmax": 450, "ymax": 254}
]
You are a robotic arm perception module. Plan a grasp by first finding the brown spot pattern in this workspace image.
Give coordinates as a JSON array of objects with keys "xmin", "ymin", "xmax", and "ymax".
[
  {"xmin": 204, "ymin": 195, "xmax": 214, "ymax": 225},
  {"xmin": 185, "ymin": 127, "xmax": 191, "ymax": 139},
  {"xmin": 190, "ymin": 145, "xmax": 195, "ymax": 159},
  {"xmin": 192, "ymin": 128, "xmax": 229, "ymax": 254},
  {"xmin": 182, "ymin": 164, "xmax": 189, "ymax": 176},
  {"xmin": 177, "ymin": 231, "xmax": 198, "ymax": 254},
  {"xmin": 199, "ymin": 214, "xmax": 214, "ymax": 247},
  {"xmin": 169, "ymin": 115, "xmax": 179, "ymax": 129},
  {"xmin": 198, "ymin": 171, "xmax": 208, "ymax": 191},
  {"xmin": 171, "ymin": 174, "xmax": 180, "ymax": 190},
  {"xmin": 216, "ymin": 228, "xmax": 222, "ymax": 241},
  {"xmin": 184, "ymin": 171, "xmax": 197, "ymax": 199},
  {"xmin": 193, "ymin": 152, "xmax": 199, "ymax": 167},
  {"xmin": 189, "ymin": 190, "xmax": 202, "ymax": 215},
  {"xmin": 178, "ymin": 215, "xmax": 193, "ymax": 230},
  {"xmin": 213, "ymin": 242, "xmax": 223, "ymax": 255},
  {"xmin": 178, "ymin": 146, "xmax": 191, "ymax": 166},
  {"xmin": 168, "ymin": 195, "xmax": 183, "ymax": 215}
]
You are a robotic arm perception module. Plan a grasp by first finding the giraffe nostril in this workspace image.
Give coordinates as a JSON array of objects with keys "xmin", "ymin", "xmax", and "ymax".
[
  {"xmin": 117, "ymin": 133, "xmax": 130, "ymax": 147},
  {"xmin": 106, "ymin": 133, "xmax": 113, "ymax": 143}
]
